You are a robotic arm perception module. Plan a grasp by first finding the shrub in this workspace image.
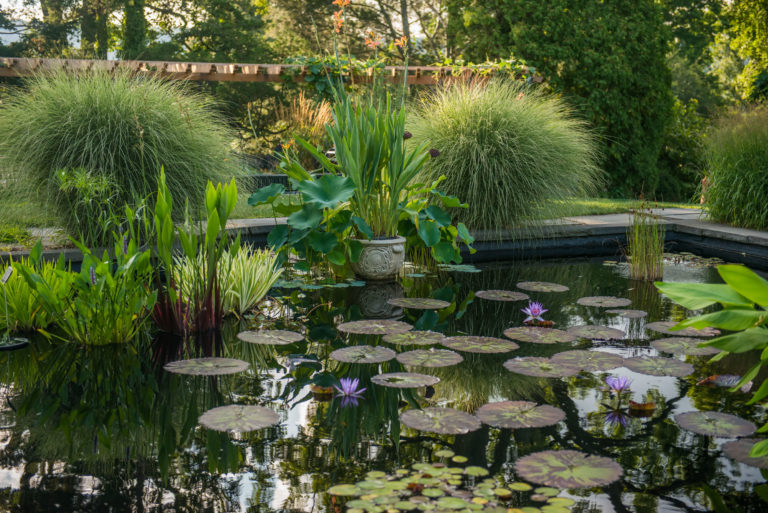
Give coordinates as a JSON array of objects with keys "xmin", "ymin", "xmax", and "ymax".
[
  {"xmin": 0, "ymin": 71, "xmax": 239, "ymax": 243},
  {"xmin": 0, "ymin": 257, "xmax": 71, "ymax": 333},
  {"xmin": 407, "ymin": 80, "xmax": 601, "ymax": 234},
  {"xmin": 704, "ymin": 107, "xmax": 768, "ymax": 229}
]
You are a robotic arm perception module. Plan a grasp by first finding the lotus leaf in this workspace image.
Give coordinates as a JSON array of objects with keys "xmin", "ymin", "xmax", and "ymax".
[
  {"xmin": 371, "ymin": 372, "xmax": 440, "ymax": 388},
  {"xmin": 576, "ymin": 296, "xmax": 632, "ymax": 308},
  {"xmin": 675, "ymin": 411, "xmax": 756, "ymax": 437},
  {"xmin": 337, "ymin": 319, "xmax": 413, "ymax": 335},
  {"xmin": 237, "ymin": 329, "xmax": 304, "ymax": 345},
  {"xmin": 645, "ymin": 321, "xmax": 720, "ymax": 337},
  {"xmin": 514, "ymin": 450, "xmax": 622, "ymax": 488},
  {"xmin": 477, "ymin": 401, "xmax": 565, "ymax": 429},
  {"xmin": 386, "ymin": 297, "xmax": 451, "ymax": 310},
  {"xmin": 650, "ymin": 337, "xmax": 721, "ymax": 356},
  {"xmin": 517, "ymin": 281, "xmax": 570, "ymax": 293},
  {"xmin": 566, "ymin": 325, "xmax": 625, "ymax": 340},
  {"xmin": 442, "ymin": 336, "xmax": 519, "ymax": 354},
  {"xmin": 551, "ymin": 350, "xmax": 624, "ymax": 372},
  {"xmin": 605, "ymin": 309, "xmax": 648, "ymax": 319},
  {"xmin": 503, "ymin": 327, "xmax": 577, "ymax": 344},
  {"xmin": 164, "ymin": 357, "xmax": 249, "ymax": 376},
  {"xmin": 623, "ymin": 356, "xmax": 694, "ymax": 377},
  {"xmin": 198, "ymin": 404, "xmax": 280, "ymax": 432},
  {"xmin": 401, "ymin": 407, "xmax": 482, "ymax": 435},
  {"xmin": 396, "ymin": 348, "xmax": 463, "ymax": 367},
  {"xmin": 330, "ymin": 345, "xmax": 397, "ymax": 364},
  {"xmin": 475, "ymin": 290, "xmax": 530, "ymax": 302},
  {"xmin": 383, "ymin": 330, "xmax": 445, "ymax": 346},
  {"xmin": 503, "ymin": 357, "xmax": 581, "ymax": 378},
  {"xmin": 722, "ymin": 439, "xmax": 768, "ymax": 469}
]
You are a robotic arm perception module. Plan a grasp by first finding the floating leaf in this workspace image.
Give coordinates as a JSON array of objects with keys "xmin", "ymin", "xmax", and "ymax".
[
  {"xmin": 327, "ymin": 484, "xmax": 362, "ymax": 496},
  {"xmin": 383, "ymin": 330, "xmax": 445, "ymax": 346},
  {"xmin": 401, "ymin": 407, "xmax": 482, "ymax": 435},
  {"xmin": 397, "ymin": 349, "xmax": 463, "ymax": 368},
  {"xmin": 337, "ymin": 319, "xmax": 413, "ymax": 335},
  {"xmin": 477, "ymin": 401, "xmax": 565, "ymax": 429},
  {"xmin": 566, "ymin": 325, "xmax": 625, "ymax": 340},
  {"xmin": 517, "ymin": 281, "xmax": 569, "ymax": 293},
  {"xmin": 503, "ymin": 357, "xmax": 581, "ymax": 378},
  {"xmin": 623, "ymin": 356, "xmax": 694, "ymax": 377},
  {"xmin": 438, "ymin": 264, "xmax": 481, "ymax": 273},
  {"xmin": 371, "ymin": 372, "xmax": 440, "ymax": 388},
  {"xmin": 650, "ymin": 337, "xmax": 721, "ymax": 356},
  {"xmin": 675, "ymin": 411, "xmax": 756, "ymax": 437},
  {"xmin": 514, "ymin": 450, "xmax": 622, "ymax": 488},
  {"xmin": 436, "ymin": 497, "xmax": 468, "ymax": 509},
  {"xmin": 198, "ymin": 405, "xmax": 279, "ymax": 432},
  {"xmin": 645, "ymin": 321, "xmax": 720, "ymax": 337},
  {"xmin": 330, "ymin": 345, "xmax": 397, "ymax": 364},
  {"xmin": 435, "ymin": 449, "xmax": 455, "ymax": 458},
  {"xmin": 605, "ymin": 309, "xmax": 648, "ymax": 319},
  {"xmin": 387, "ymin": 297, "xmax": 451, "ymax": 310},
  {"xmin": 509, "ymin": 482, "xmax": 532, "ymax": 491},
  {"xmin": 441, "ymin": 336, "xmax": 519, "ymax": 354},
  {"xmin": 464, "ymin": 466, "xmax": 489, "ymax": 477},
  {"xmin": 164, "ymin": 357, "xmax": 249, "ymax": 376},
  {"xmin": 576, "ymin": 296, "xmax": 632, "ymax": 308},
  {"xmin": 551, "ymin": 350, "xmax": 624, "ymax": 372},
  {"xmin": 722, "ymin": 439, "xmax": 768, "ymax": 469},
  {"xmin": 503, "ymin": 327, "xmax": 577, "ymax": 345},
  {"xmin": 475, "ymin": 290, "xmax": 530, "ymax": 302},
  {"xmin": 237, "ymin": 329, "xmax": 304, "ymax": 345}
]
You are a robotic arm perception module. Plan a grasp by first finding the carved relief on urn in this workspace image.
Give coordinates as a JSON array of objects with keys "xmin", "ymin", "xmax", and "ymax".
[{"xmin": 350, "ymin": 236, "xmax": 406, "ymax": 281}]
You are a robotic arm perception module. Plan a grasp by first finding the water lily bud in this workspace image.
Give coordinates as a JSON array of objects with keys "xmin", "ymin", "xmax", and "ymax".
[
  {"xmin": 403, "ymin": 131, "xmax": 413, "ymax": 140},
  {"xmin": 429, "ymin": 148, "xmax": 440, "ymax": 158}
]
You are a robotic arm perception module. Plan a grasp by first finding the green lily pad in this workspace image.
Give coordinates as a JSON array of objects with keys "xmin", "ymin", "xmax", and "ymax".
[
  {"xmin": 566, "ymin": 325, "xmax": 625, "ymax": 340},
  {"xmin": 645, "ymin": 321, "xmax": 720, "ymax": 337},
  {"xmin": 722, "ymin": 439, "xmax": 768, "ymax": 468},
  {"xmin": 606, "ymin": 309, "xmax": 648, "ymax": 319},
  {"xmin": 327, "ymin": 484, "xmax": 361, "ymax": 496},
  {"xmin": 675, "ymin": 411, "xmax": 756, "ymax": 437},
  {"xmin": 396, "ymin": 348, "xmax": 464, "ymax": 368},
  {"xmin": 623, "ymin": 356, "xmax": 694, "ymax": 377},
  {"xmin": 476, "ymin": 401, "xmax": 565, "ymax": 429},
  {"xmin": 576, "ymin": 296, "xmax": 632, "ymax": 308},
  {"xmin": 517, "ymin": 281, "xmax": 569, "ymax": 293},
  {"xmin": 383, "ymin": 330, "xmax": 445, "ymax": 346},
  {"xmin": 337, "ymin": 319, "xmax": 413, "ymax": 335},
  {"xmin": 401, "ymin": 407, "xmax": 482, "ymax": 435},
  {"xmin": 441, "ymin": 336, "xmax": 519, "ymax": 354},
  {"xmin": 198, "ymin": 404, "xmax": 279, "ymax": 432},
  {"xmin": 330, "ymin": 345, "xmax": 397, "ymax": 364},
  {"xmin": 503, "ymin": 327, "xmax": 577, "ymax": 345},
  {"xmin": 387, "ymin": 297, "xmax": 451, "ymax": 310},
  {"xmin": 164, "ymin": 357, "xmax": 249, "ymax": 376},
  {"xmin": 371, "ymin": 372, "xmax": 440, "ymax": 388},
  {"xmin": 475, "ymin": 290, "xmax": 530, "ymax": 302},
  {"xmin": 503, "ymin": 357, "xmax": 581, "ymax": 378},
  {"xmin": 650, "ymin": 337, "xmax": 721, "ymax": 356},
  {"xmin": 436, "ymin": 497, "xmax": 469, "ymax": 509},
  {"xmin": 551, "ymin": 350, "xmax": 624, "ymax": 372},
  {"xmin": 237, "ymin": 329, "xmax": 304, "ymax": 345},
  {"xmin": 514, "ymin": 450, "xmax": 622, "ymax": 488},
  {"xmin": 438, "ymin": 264, "xmax": 481, "ymax": 273}
]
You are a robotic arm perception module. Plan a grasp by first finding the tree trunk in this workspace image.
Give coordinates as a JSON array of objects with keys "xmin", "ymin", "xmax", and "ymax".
[
  {"xmin": 123, "ymin": 0, "xmax": 147, "ymax": 59},
  {"xmin": 399, "ymin": 0, "xmax": 412, "ymax": 53}
]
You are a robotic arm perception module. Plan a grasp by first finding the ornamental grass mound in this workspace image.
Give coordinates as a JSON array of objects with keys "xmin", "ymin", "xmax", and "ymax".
[{"xmin": 407, "ymin": 79, "xmax": 602, "ymax": 235}]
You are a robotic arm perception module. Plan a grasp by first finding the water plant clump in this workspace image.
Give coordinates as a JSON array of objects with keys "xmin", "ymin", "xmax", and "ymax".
[{"xmin": 627, "ymin": 202, "xmax": 665, "ymax": 281}]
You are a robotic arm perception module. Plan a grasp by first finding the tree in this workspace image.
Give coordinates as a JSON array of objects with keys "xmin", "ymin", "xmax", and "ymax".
[{"xmin": 729, "ymin": 0, "xmax": 768, "ymax": 98}]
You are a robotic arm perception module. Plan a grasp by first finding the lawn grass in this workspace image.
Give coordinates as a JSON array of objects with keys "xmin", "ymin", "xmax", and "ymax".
[{"xmin": 555, "ymin": 198, "xmax": 698, "ymax": 217}]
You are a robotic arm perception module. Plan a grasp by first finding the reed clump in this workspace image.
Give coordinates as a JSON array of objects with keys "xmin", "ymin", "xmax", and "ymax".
[{"xmin": 627, "ymin": 202, "xmax": 665, "ymax": 281}]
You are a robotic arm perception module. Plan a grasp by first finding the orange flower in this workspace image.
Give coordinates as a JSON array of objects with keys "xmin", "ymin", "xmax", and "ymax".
[
  {"xmin": 516, "ymin": 92, "xmax": 524, "ymax": 100},
  {"xmin": 365, "ymin": 32, "xmax": 382, "ymax": 49},
  {"xmin": 332, "ymin": 0, "xmax": 350, "ymax": 6},
  {"xmin": 333, "ymin": 10, "xmax": 344, "ymax": 32},
  {"xmin": 394, "ymin": 35, "xmax": 408, "ymax": 48}
]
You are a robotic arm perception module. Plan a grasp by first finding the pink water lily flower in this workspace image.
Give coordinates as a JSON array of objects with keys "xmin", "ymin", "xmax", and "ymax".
[
  {"xmin": 605, "ymin": 376, "xmax": 632, "ymax": 394},
  {"xmin": 521, "ymin": 301, "xmax": 548, "ymax": 323}
]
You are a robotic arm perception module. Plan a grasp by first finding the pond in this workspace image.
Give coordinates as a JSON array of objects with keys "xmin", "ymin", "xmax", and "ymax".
[{"xmin": 0, "ymin": 256, "xmax": 765, "ymax": 512}]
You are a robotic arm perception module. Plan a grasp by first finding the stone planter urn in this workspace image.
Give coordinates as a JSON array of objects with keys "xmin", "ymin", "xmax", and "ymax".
[{"xmin": 350, "ymin": 236, "xmax": 406, "ymax": 281}]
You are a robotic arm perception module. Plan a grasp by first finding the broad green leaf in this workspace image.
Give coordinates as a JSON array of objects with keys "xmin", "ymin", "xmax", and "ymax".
[
  {"xmin": 288, "ymin": 206, "xmax": 323, "ymax": 230},
  {"xmin": 418, "ymin": 221, "xmax": 441, "ymax": 247},
  {"xmin": 655, "ymin": 282, "xmax": 752, "ymax": 309},
  {"xmin": 267, "ymin": 225, "xmax": 290, "ymax": 249},
  {"xmin": 432, "ymin": 240, "xmax": 458, "ymax": 263},
  {"xmin": 677, "ymin": 309, "xmax": 768, "ymax": 331},
  {"xmin": 298, "ymin": 174, "xmax": 355, "ymax": 209},
  {"xmin": 327, "ymin": 248, "xmax": 346, "ymax": 266},
  {"xmin": 273, "ymin": 202, "xmax": 303, "ymax": 217},
  {"xmin": 351, "ymin": 216, "xmax": 374, "ymax": 240},
  {"xmin": 457, "ymin": 222, "xmax": 474, "ymax": 244},
  {"xmin": 703, "ymin": 327, "xmax": 768, "ymax": 353},
  {"xmin": 719, "ymin": 265, "xmax": 768, "ymax": 307},
  {"xmin": 307, "ymin": 231, "xmax": 338, "ymax": 253},
  {"xmin": 747, "ymin": 378, "xmax": 768, "ymax": 404},
  {"xmin": 248, "ymin": 183, "xmax": 285, "ymax": 206},
  {"xmin": 432, "ymin": 189, "xmax": 468, "ymax": 208},
  {"xmin": 425, "ymin": 205, "xmax": 451, "ymax": 227},
  {"xmin": 348, "ymin": 240, "xmax": 364, "ymax": 263}
]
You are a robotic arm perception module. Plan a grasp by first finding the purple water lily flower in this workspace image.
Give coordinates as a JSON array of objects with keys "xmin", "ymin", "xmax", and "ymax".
[
  {"xmin": 605, "ymin": 376, "xmax": 632, "ymax": 394},
  {"xmin": 334, "ymin": 377, "xmax": 366, "ymax": 407},
  {"xmin": 521, "ymin": 301, "xmax": 548, "ymax": 323},
  {"xmin": 605, "ymin": 409, "xmax": 630, "ymax": 428},
  {"xmin": 89, "ymin": 266, "xmax": 97, "ymax": 286}
]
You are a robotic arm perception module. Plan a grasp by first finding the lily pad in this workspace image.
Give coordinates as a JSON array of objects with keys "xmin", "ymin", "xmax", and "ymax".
[
  {"xmin": 330, "ymin": 345, "xmax": 397, "ymax": 364},
  {"xmin": 503, "ymin": 357, "xmax": 581, "ymax": 378},
  {"xmin": 337, "ymin": 319, "xmax": 413, "ymax": 335},
  {"xmin": 576, "ymin": 296, "xmax": 632, "ymax": 308},
  {"xmin": 327, "ymin": 484, "xmax": 361, "ymax": 496},
  {"xmin": 441, "ymin": 336, "xmax": 519, "ymax": 354},
  {"xmin": 476, "ymin": 401, "xmax": 565, "ymax": 429},
  {"xmin": 438, "ymin": 264, "xmax": 481, "ymax": 273},
  {"xmin": 198, "ymin": 405, "xmax": 279, "ymax": 432},
  {"xmin": 164, "ymin": 357, "xmax": 249, "ymax": 376},
  {"xmin": 675, "ymin": 411, "xmax": 756, "ymax": 437},
  {"xmin": 606, "ymin": 309, "xmax": 648, "ymax": 319},
  {"xmin": 722, "ymin": 439, "xmax": 768, "ymax": 469},
  {"xmin": 514, "ymin": 450, "xmax": 622, "ymax": 488},
  {"xmin": 371, "ymin": 372, "xmax": 440, "ymax": 388},
  {"xmin": 645, "ymin": 321, "xmax": 720, "ymax": 337},
  {"xmin": 396, "ymin": 349, "xmax": 464, "ymax": 368},
  {"xmin": 551, "ymin": 350, "xmax": 624, "ymax": 372},
  {"xmin": 475, "ymin": 290, "xmax": 530, "ymax": 302},
  {"xmin": 566, "ymin": 325, "xmax": 625, "ymax": 340},
  {"xmin": 503, "ymin": 327, "xmax": 577, "ymax": 345},
  {"xmin": 237, "ymin": 329, "xmax": 304, "ymax": 345},
  {"xmin": 650, "ymin": 337, "xmax": 721, "ymax": 356},
  {"xmin": 623, "ymin": 356, "xmax": 694, "ymax": 377},
  {"xmin": 383, "ymin": 330, "xmax": 445, "ymax": 346},
  {"xmin": 517, "ymin": 281, "xmax": 570, "ymax": 293},
  {"xmin": 400, "ymin": 407, "xmax": 482, "ymax": 435},
  {"xmin": 387, "ymin": 297, "xmax": 451, "ymax": 310}
]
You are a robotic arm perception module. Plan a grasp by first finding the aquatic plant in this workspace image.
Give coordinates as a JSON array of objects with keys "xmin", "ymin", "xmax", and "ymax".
[
  {"xmin": 334, "ymin": 377, "xmax": 367, "ymax": 407},
  {"xmin": 521, "ymin": 301, "xmax": 548, "ymax": 323},
  {"xmin": 0, "ymin": 256, "xmax": 70, "ymax": 333},
  {"xmin": 605, "ymin": 376, "xmax": 632, "ymax": 394},
  {"xmin": 627, "ymin": 203, "xmax": 665, "ymax": 281}
]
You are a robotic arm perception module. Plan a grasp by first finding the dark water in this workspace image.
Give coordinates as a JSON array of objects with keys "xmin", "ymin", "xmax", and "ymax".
[{"xmin": 0, "ymin": 257, "xmax": 765, "ymax": 512}]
